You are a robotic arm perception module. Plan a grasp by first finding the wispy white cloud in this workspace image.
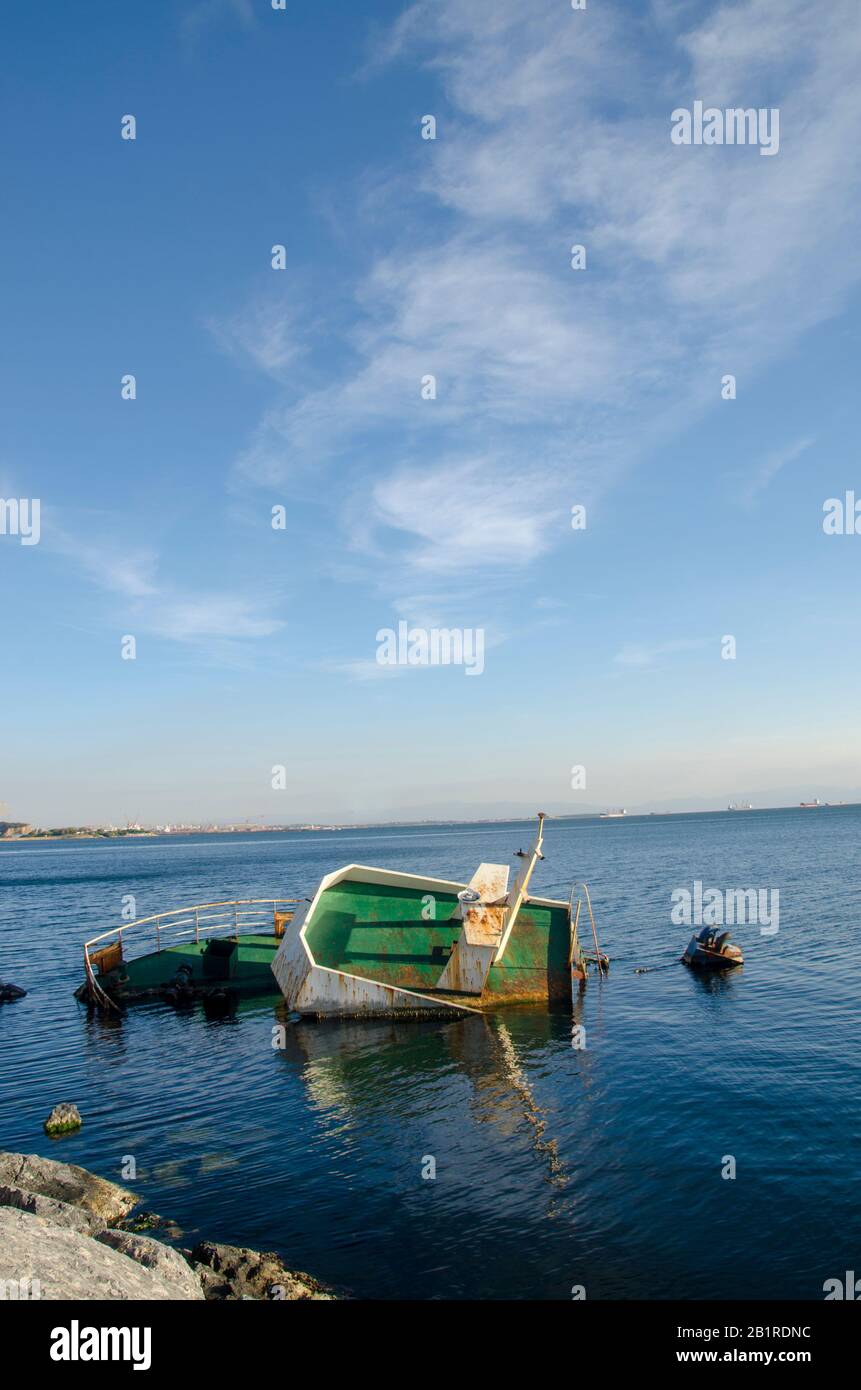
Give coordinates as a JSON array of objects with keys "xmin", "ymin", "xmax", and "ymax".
[
  {"xmin": 405, "ymin": 0, "xmax": 861, "ymax": 341},
  {"xmin": 50, "ymin": 527, "xmax": 159, "ymax": 599},
  {"xmin": 148, "ymin": 596, "xmax": 282, "ymax": 641},
  {"xmin": 47, "ymin": 516, "xmax": 284, "ymax": 647},
  {"xmin": 325, "ymin": 620, "xmax": 507, "ymax": 683},
  {"xmin": 733, "ymin": 436, "xmax": 814, "ymax": 507},
  {"xmin": 369, "ymin": 456, "xmax": 558, "ymax": 574},
  {"xmin": 209, "ymin": 296, "xmax": 307, "ymax": 378},
  {"xmin": 230, "ymin": 245, "xmax": 619, "ymax": 475},
  {"xmin": 614, "ymin": 638, "xmax": 708, "ymax": 668},
  {"xmin": 323, "ymin": 656, "xmax": 407, "ymax": 683},
  {"xmin": 181, "ymin": 0, "xmax": 254, "ymax": 40},
  {"xmin": 226, "ymin": 0, "xmax": 861, "ymax": 598}
]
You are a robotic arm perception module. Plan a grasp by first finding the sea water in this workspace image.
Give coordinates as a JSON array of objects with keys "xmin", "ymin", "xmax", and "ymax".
[{"xmin": 1, "ymin": 808, "xmax": 858, "ymax": 1299}]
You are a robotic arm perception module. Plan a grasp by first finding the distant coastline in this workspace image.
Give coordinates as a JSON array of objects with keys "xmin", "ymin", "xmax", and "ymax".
[
  {"xmin": 2, "ymin": 801, "xmax": 859, "ymax": 843},
  {"xmin": 3, "ymin": 832, "xmax": 159, "ymax": 843}
]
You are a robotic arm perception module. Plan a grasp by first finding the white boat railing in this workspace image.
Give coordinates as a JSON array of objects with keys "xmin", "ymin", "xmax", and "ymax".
[{"xmin": 82, "ymin": 899, "xmax": 299, "ymax": 1009}]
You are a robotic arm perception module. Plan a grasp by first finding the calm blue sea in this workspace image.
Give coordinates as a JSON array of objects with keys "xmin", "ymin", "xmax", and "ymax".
[{"xmin": 1, "ymin": 808, "xmax": 859, "ymax": 1300}]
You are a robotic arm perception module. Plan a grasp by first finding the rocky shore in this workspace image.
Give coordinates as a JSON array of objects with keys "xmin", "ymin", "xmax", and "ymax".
[{"xmin": 0, "ymin": 1150, "xmax": 334, "ymax": 1301}]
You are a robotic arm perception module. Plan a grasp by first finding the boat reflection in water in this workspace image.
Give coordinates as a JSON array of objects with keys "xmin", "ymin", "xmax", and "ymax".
[{"xmin": 273, "ymin": 989, "xmax": 599, "ymax": 1204}]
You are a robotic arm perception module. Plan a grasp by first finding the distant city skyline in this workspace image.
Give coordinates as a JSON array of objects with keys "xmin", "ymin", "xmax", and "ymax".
[
  {"xmin": 2, "ymin": 0, "xmax": 860, "ymax": 827},
  {"xmin": 3, "ymin": 788, "xmax": 860, "ymax": 834}
]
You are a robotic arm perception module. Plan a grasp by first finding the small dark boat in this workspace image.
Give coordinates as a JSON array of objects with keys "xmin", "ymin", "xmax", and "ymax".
[{"xmin": 682, "ymin": 926, "xmax": 743, "ymax": 970}]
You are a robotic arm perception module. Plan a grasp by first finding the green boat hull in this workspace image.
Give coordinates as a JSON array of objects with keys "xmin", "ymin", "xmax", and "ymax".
[{"xmin": 303, "ymin": 877, "xmax": 571, "ymax": 1005}]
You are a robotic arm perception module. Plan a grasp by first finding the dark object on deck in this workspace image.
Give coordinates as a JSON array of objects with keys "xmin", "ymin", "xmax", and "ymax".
[
  {"xmin": 202, "ymin": 937, "xmax": 237, "ymax": 979},
  {"xmin": 682, "ymin": 927, "xmax": 744, "ymax": 970},
  {"xmin": 201, "ymin": 988, "xmax": 237, "ymax": 1018},
  {"xmin": 0, "ymin": 981, "xmax": 27, "ymax": 1004},
  {"xmin": 163, "ymin": 964, "xmax": 195, "ymax": 1007}
]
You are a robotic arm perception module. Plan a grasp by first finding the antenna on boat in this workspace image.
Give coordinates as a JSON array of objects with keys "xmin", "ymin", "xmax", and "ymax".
[{"xmin": 494, "ymin": 813, "xmax": 546, "ymax": 962}]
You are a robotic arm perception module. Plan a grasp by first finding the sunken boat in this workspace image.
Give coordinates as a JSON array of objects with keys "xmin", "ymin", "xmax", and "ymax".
[
  {"xmin": 271, "ymin": 814, "xmax": 586, "ymax": 1017},
  {"xmin": 77, "ymin": 815, "xmax": 591, "ymax": 1016},
  {"xmin": 76, "ymin": 899, "xmax": 298, "ymax": 1011}
]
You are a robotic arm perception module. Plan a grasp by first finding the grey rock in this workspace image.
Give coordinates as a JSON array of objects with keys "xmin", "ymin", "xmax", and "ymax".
[
  {"xmin": 0, "ymin": 981, "xmax": 26, "ymax": 1004},
  {"xmin": 191, "ymin": 1239, "xmax": 334, "ymax": 1301},
  {"xmin": 0, "ymin": 1151, "xmax": 138, "ymax": 1223},
  {"xmin": 44, "ymin": 1102, "xmax": 82, "ymax": 1136},
  {"xmin": 0, "ymin": 1208, "xmax": 192, "ymax": 1300},
  {"xmin": 0, "ymin": 1184, "xmax": 105, "ymax": 1237},
  {"xmin": 96, "ymin": 1230, "xmax": 203, "ymax": 1300},
  {"xmin": 0, "ymin": 1151, "xmax": 331, "ymax": 1302},
  {"xmin": 194, "ymin": 1262, "xmax": 229, "ymax": 1299}
]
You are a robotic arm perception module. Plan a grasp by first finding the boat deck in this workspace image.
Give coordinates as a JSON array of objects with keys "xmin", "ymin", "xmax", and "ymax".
[
  {"xmin": 306, "ymin": 878, "xmax": 572, "ymax": 1004},
  {"xmin": 96, "ymin": 934, "xmax": 281, "ymax": 1001}
]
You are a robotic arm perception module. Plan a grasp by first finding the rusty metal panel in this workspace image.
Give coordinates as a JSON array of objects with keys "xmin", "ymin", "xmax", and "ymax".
[
  {"xmin": 467, "ymin": 863, "xmax": 509, "ymax": 903},
  {"xmin": 296, "ymin": 965, "xmax": 478, "ymax": 1017},
  {"xmin": 436, "ymin": 939, "xmax": 496, "ymax": 994}
]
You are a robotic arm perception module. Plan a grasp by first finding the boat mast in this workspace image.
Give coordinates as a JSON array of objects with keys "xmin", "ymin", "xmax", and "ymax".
[{"xmin": 493, "ymin": 812, "xmax": 546, "ymax": 963}]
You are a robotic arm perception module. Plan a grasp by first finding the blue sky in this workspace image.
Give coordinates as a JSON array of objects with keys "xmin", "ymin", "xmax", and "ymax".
[{"xmin": 2, "ymin": 0, "xmax": 860, "ymax": 826}]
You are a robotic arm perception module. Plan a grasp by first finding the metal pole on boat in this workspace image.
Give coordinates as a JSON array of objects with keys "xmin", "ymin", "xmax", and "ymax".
[
  {"xmin": 494, "ymin": 812, "xmax": 546, "ymax": 963},
  {"xmin": 569, "ymin": 896, "xmax": 582, "ymax": 967}
]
